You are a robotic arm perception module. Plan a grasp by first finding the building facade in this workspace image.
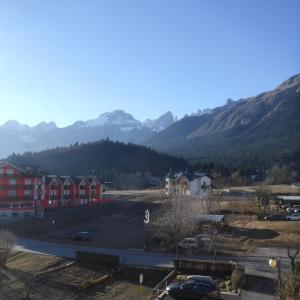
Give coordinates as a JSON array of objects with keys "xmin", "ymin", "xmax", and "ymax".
[
  {"xmin": 165, "ymin": 170, "xmax": 211, "ymax": 198},
  {"xmin": 0, "ymin": 162, "xmax": 103, "ymax": 220}
]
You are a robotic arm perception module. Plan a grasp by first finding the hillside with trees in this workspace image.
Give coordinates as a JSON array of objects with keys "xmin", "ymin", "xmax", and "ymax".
[
  {"xmin": 6, "ymin": 140, "xmax": 189, "ymax": 189},
  {"xmin": 145, "ymin": 74, "xmax": 300, "ymax": 172}
]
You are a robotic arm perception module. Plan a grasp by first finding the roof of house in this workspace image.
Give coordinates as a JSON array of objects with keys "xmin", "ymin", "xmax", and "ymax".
[
  {"xmin": 0, "ymin": 162, "xmax": 26, "ymax": 173},
  {"xmin": 277, "ymin": 196, "xmax": 300, "ymax": 201},
  {"xmin": 59, "ymin": 176, "xmax": 75, "ymax": 184},
  {"xmin": 0, "ymin": 162, "xmax": 47, "ymax": 176},
  {"xmin": 44, "ymin": 175, "xmax": 62, "ymax": 185},
  {"xmin": 72, "ymin": 176, "xmax": 89, "ymax": 185},
  {"xmin": 195, "ymin": 214, "xmax": 225, "ymax": 223},
  {"xmin": 174, "ymin": 171, "xmax": 209, "ymax": 182},
  {"xmin": 166, "ymin": 169, "xmax": 175, "ymax": 179},
  {"xmin": 87, "ymin": 176, "xmax": 100, "ymax": 184}
]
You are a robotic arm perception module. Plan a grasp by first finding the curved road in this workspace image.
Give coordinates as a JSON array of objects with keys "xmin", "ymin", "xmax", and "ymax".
[{"xmin": 15, "ymin": 238, "xmax": 289, "ymax": 277}]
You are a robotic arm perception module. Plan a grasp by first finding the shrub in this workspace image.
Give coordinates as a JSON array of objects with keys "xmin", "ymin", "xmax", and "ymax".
[{"xmin": 230, "ymin": 265, "xmax": 245, "ymax": 290}]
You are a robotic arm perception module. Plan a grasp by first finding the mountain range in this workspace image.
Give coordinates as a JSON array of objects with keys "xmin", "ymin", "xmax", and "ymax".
[
  {"xmin": 2, "ymin": 74, "xmax": 300, "ymax": 171},
  {"xmin": 0, "ymin": 110, "xmax": 175, "ymax": 158},
  {"xmin": 144, "ymin": 74, "xmax": 300, "ymax": 169}
]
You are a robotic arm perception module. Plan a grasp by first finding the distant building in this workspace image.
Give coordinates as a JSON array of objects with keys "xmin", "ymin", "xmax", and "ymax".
[
  {"xmin": 276, "ymin": 195, "xmax": 300, "ymax": 205},
  {"xmin": 165, "ymin": 170, "xmax": 211, "ymax": 198},
  {"xmin": 150, "ymin": 177, "xmax": 162, "ymax": 187},
  {"xmin": 0, "ymin": 162, "xmax": 36, "ymax": 220},
  {"xmin": 0, "ymin": 162, "xmax": 102, "ymax": 220}
]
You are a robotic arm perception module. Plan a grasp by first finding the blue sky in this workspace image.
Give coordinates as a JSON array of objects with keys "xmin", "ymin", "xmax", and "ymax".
[{"xmin": 0, "ymin": 0, "xmax": 299, "ymax": 127}]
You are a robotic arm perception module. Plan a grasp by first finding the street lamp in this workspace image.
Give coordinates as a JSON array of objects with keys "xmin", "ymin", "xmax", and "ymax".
[{"xmin": 268, "ymin": 257, "xmax": 281, "ymax": 286}]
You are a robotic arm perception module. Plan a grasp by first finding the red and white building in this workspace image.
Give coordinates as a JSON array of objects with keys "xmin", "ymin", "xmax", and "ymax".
[{"xmin": 0, "ymin": 162, "xmax": 103, "ymax": 220}]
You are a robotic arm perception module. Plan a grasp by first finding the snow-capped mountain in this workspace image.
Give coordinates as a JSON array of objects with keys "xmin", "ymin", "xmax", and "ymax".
[
  {"xmin": 143, "ymin": 111, "xmax": 175, "ymax": 132},
  {"xmin": 0, "ymin": 110, "xmax": 175, "ymax": 158},
  {"xmin": 84, "ymin": 110, "xmax": 143, "ymax": 132},
  {"xmin": 33, "ymin": 121, "xmax": 57, "ymax": 132}
]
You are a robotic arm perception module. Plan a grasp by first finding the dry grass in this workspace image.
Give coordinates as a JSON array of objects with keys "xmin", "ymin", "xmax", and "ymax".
[
  {"xmin": 98, "ymin": 282, "xmax": 152, "ymax": 300},
  {"xmin": 1, "ymin": 252, "xmax": 163, "ymax": 300},
  {"xmin": 229, "ymin": 184, "xmax": 300, "ymax": 194},
  {"xmin": 228, "ymin": 214, "xmax": 300, "ymax": 247},
  {"xmin": 7, "ymin": 252, "xmax": 64, "ymax": 273},
  {"xmin": 220, "ymin": 200, "xmax": 259, "ymax": 215}
]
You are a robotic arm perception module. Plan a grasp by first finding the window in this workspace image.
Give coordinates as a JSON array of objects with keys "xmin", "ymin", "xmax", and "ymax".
[
  {"xmin": 24, "ymin": 178, "xmax": 32, "ymax": 185},
  {"xmin": 7, "ymin": 169, "xmax": 14, "ymax": 175},
  {"xmin": 64, "ymin": 190, "xmax": 70, "ymax": 196},
  {"xmin": 24, "ymin": 190, "xmax": 31, "ymax": 197},
  {"xmin": 80, "ymin": 190, "xmax": 85, "ymax": 196},
  {"xmin": 9, "ymin": 179, "xmax": 17, "ymax": 185},
  {"xmin": 9, "ymin": 190, "xmax": 17, "ymax": 197},
  {"xmin": 12, "ymin": 203, "xmax": 19, "ymax": 208},
  {"xmin": 50, "ymin": 190, "xmax": 57, "ymax": 196},
  {"xmin": 50, "ymin": 179, "xmax": 57, "ymax": 188},
  {"xmin": 0, "ymin": 204, "xmax": 10, "ymax": 208}
]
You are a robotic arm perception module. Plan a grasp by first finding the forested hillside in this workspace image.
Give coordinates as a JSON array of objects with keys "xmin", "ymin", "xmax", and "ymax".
[
  {"xmin": 145, "ymin": 74, "xmax": 300, "ymax": 171},
  {"xmin": 6, "ymin": 140, "xmax": 189, "ymax": 189}
]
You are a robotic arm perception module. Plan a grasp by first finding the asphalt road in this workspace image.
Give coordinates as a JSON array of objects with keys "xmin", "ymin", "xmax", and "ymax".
[
  {"xmin": 15, "ymin": 239, "xmax": 286, "ymax": 299},
  {"xmin": 15, "ymin": 238, "xmax": 290, "ymax": 276}
]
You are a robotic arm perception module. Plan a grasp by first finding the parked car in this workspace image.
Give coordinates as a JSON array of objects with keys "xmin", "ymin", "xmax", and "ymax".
[
  {"xmin": 166, "ymin": 279, "xmax": 220, "ymax": 299},
  {"xmin": 0, "ymin": 216, "xmax": 7, "ymax": 222},
  {"xmin": 70, "ymin": 231, "xmax": 92, "ymax": 241},
  {"xmin": 264, "ymin": 214, "xmax": 285, "ymax": 221},
  {"xmin": 286, "ymin": 214, "xmax": 300, "ymax": 221},
  {"xmin": 287, "ymin": 206, "xmax": 300, "ymax": 213},
  {"xmin": 179, "ymin": 238, "xmax": 199, "ymax": 249}
]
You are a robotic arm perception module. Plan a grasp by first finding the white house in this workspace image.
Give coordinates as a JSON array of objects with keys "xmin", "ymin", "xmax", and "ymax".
[{"xmin": 165, "ymin": 170, "xmax": 211, "ymax": 198}]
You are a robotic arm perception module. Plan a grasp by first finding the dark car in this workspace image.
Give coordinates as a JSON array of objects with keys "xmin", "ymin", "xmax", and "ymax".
[
  {"xmin": 166, "ymin": 279, "xmax": 220, "ymax": 300},
  {"xmin": 70, "ymin": 231, "xmax": 92, "ymax": 241},
  {"xmin": 264, "ymin": 214, "xmax": 285, "ymax": 221}
]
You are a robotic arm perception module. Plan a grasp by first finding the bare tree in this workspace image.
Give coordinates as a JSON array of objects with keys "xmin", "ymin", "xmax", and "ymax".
[
  {"xmin": 287, "ymin": 240, "xmax": 300, "ymax": 274},
  {"xmin": 152, "ymin": 197, "xmax": 196, "ymax": 250},
  {"xmin": 252, "ymin": 184, "xmax": 271, "ymax": 214},
  {"xmin": 0, "ymin": 230, "xmax": 16, "ymax": 266},
  {"xmin": 276, "ymin": 272, "xmax": 300, "ymax": 300}
]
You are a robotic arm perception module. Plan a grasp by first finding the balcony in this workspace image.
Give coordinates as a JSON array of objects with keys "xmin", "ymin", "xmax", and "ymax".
[
  {"xmin": 0, "ymin": 185, "xmax": 22, "ymax": 191},
  {"xmin": 0, "ymin": 173, "xmax": 18, "ymax": 178},
  {"xmin": 24, "ymin": 185, "xmax": 34, "ymax": 189},
  {"xmin": 0, "ymin": 196, "xmax": 20, "ymax": 201}
]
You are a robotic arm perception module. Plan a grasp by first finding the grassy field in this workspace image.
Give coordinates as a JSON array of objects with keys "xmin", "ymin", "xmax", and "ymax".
[{"xmin": 229, "ymin": 184, "xmax": 300, "ymax": 194}]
